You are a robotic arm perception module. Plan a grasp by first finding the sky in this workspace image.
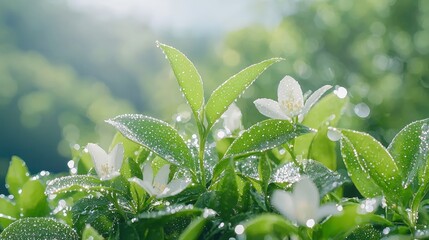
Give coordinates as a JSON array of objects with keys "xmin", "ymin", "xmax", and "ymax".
[{"xmin": 66, "ymin": 0, "xmax": 291, "ymax": 35}]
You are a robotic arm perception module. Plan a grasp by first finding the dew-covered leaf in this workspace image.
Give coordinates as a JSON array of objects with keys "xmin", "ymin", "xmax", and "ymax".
[
  {"xmin": 18, "ymin": 179, "xmax": 50, "ymax": 217},
  {"xmin": 72, "ymin": 196, "xmax": 119, "ymax": 238},
  {"xmin": 205, "ymin": 58, "xmax": 283, "ymax": 129},
  {"xmin": 270, "ymin": 162, "xmax": 301, "ymax": 187},
  {"xmin": 345, "ymin": 225, "xmax": 382, "ymax": 240},
  {"xmin": 388, "ymin": 119, "xmax": 429, "ymax": 193},
  {"xmin": 107, "ymin": 114, "xmax": 195, "ymax": 171},
  {"xmin": 159, "ymin": 43, "xmax": 204, "ymax": 121},
  {"xmin": 45, "ymin": 175, "xmax": 117, "ymax": 195},
  {"xmin": 224, "ymin": 120, "xmax": 312, "ymax": 159},
  {"xmin": 295, "ymin": 93, "xmax": 349, "ymax": 169},
  {"xmin": 340, "ymin": 129, "xmax": 411, "ymax": 205},
  {"xmin": 6, "ymin": 156, "xmax": 30, "ymax": 198},
  {"xmin": 82, "ymin": 224, "xmax": 104, "ymax": 240},
  {"xmin": 242, "ymin": 214, "xmax": 297, "ymax": 240},
  {"xmin": 136, "ymin": 205, "xmax": 205, "ymax": 224},
  {"xmin": 0, "ymin": 196, "xmax": 18, "ymax": 229},
  {"xmin": 0, "ymin": 217, "xmax": 79, "ymax": 240},
  {"xmin": 110, "ymin": 131, "xmax": 148, "ymax": 164},
  {"xmin": 321, "ymin": 203, "xmax": 392, "ymax": 239},
  {"xmin": 302, "ymin": 160, "xmax": 349, "ymax": 197}
]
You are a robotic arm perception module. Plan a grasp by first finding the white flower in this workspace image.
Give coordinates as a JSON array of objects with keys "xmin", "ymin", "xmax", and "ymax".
[
  {"xmin": 254, "ymin": 76, "xmax": 331, "ymax": 122},
  {"xmin": 221, "ymin": 103, "xmax": 243, "ymax": 133},
  {"xmin": 87, "ymin": 143, "xmax": 124, "ymax": 180},
  {"xmin": 271, "ymin": 177, "xmax": 339, "ymax": 227},
  {"xmin": 129, "ymin": 164, "xmax": 189, "ymax": 198}
]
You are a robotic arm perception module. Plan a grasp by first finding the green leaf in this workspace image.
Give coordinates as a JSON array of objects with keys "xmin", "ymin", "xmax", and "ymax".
[
  {"xmin": 0, "ymin": 217, "xmax": 79, "ymax": 240},
  {"xmin": 387, "ymin": 119, "xmax": 429, "ymax": 192},
  {"xmin": 214, "ymin": 160, "xmax": 238, "ymax": 218},
  {"xmin": 110, "ymin": 132, "xmax": 148, "ymax": 164},
  {"xmin": 302, "ymin": 160, "xmax": 349, "ymax": 197},
  {"xmin": 340, "ymin": 129, "xmax": 411, "ymax": 205},
  {"xmin": 72, "ymin": 196, "xmax": 119, "ymax": 238},
  {"xmin": 45, "ymin": 175, "xmax": 118, "ymax": 195},
  {"xmin": 205, "ymin": 58, "xmax": 283, "ymax": 129},
  {"xmin": 158, "ymin": 43, "xmax": 204, "ymax": 120},
  {"xmin": 224, "ymin": 120, "xmax": 312, "ymax": 159},
  {"xmin": 6, "ymin": 156, "xmax": 30, "ymax": 198},
  {"xmin": 18, "ymin": 179, "xmax": 50, "ymax": 217},
  {"xmin": 107, "ymin": 114, "xmax": 195, "ymax": 171},
  {"xmin": 345, "ymin": 225, "xmax": 382, "ymax": 240},
  {"xmin": 0, "ymin": 196, "xmax": 18, "ymax": 229},
  {"xmin": 295, "ymin": 93, "xmax": 349, "ymax": 169},
  {"xmin": 120, "ymin": 158, "xmax": 142, "ymax": 180},
  {"xmin": 82, "ymin": 224, "xmax": 105, "ymax": 240},
  {"xmin": 321, "ymin": 203, "xmax": 392, "ymax": 239},
  {"xmin": 178, "ymin": 217, "xmax": 207, "ymax": 240},
  {"xmin": 242, "ymin": 214, "xmax": 297, "ymax": 240}
]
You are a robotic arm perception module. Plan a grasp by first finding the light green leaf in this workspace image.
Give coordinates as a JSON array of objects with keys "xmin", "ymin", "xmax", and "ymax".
[
  {"xmin": 321, "ymin": 203, "xmax": 392, "ymax": 239},
  {"xmin": 136, "ymin": 205, "xmax": 205, "ymax": 226},
  {"xmin": 18, "ymin": 179, "xmax": 50, "ymax": 217},
  {"xmin": 0, "ymin": 217, "xmax": 79, "ymax": 240},
  {"xmin": 258, "ymin": 154, "xmax": 272, "ymax": 193},
  {"xmin": 178, "ymin": 217, "xmax": 207, "ymax": 240},
  {"xmin": 224, "ymin": 119, "xmax": 312, "ymax": 159},
  {"xmin": 215, "ymin": 160, "xmax": 238, "ymax": 218},
  {"xmin": 110, "ymin": 132, "xmax": 148, "ymax": 164},
  {"xmin": 295, "ymin": 93, "xmax": 349, "ymax": 169},
  {"xmin": 205, "ymin": 58, "xmax": 283, "ymax": 129},
  {"xmin": 242, "ymin": 214, "xmax": 297, "ymax": 240},
  {"xmin": 107, "ymin": 114, "xmax": 195, "ymax": 171},
  {"xmin": 340, "ymin": 129, "xmax": 411, "ymax": 205},
  {"xmin": 159, "ymin": 43, "xmax": 204, "ymax": 121},
  {"xmin": 388, "ymin": 119, "xmax": 429, "ymax": 192},
  {"xmin": 0, "ymin": 196, "xmax": 18, "ymax": 229},
  {"xmin": 82, "ymin": 224, "xmax": 104, "ymax": 240},
  {"xmin": 120, "ymin": 158, "xmax": 142, "ymax": 180},
  {"xmin": 6, "ymin": 156, "xmax": 30, "ymax": 198}
]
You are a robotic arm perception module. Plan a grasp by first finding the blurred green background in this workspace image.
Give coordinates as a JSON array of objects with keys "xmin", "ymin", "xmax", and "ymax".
[{"xmin": 1, "ymin": 0, "xmax": 428, "ymax": 194}]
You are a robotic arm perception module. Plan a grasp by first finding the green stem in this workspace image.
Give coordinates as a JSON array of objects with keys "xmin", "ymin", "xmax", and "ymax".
[
  {"xmin": 111, "ymin": 192, "xmax": 129, "ymax": 222},
  {"xmin": 196, "ymin": 119, "xmax": 207, "ymax": 187}
]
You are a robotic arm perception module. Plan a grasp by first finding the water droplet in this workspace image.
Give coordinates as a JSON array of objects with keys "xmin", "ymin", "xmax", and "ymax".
[
  {"xmin": 334, "ymin": 86, "xmax": 348, "ymax": 98},
  {"xmin": 354, "ymin": 103, "xmax": 370, "ymax": 118},
  {"xmin": 306, "ymin": 219, "xmax": 315, "ymax": 228},
  {"xmin": 234, "ymin": 225, "xmax": 245, "ymax": 235},
  {"xmin": 327, "ymin": 128, "xmax": 342, "ymax": 141}
]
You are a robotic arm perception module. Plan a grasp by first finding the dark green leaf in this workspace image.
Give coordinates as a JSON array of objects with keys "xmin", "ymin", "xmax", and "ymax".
[
  {"xmin": 72, "ymin": 196, "xmax": 119, "ymax": 238},
  {"xmin": 6, "ymin": 156, "xmax": 30, "ymax": 198},
  {"xmin": 205, "ymin": 58, "xmax": 283, "ymax": 129},
  {"xmin": 82, "ymin": 224, "xmax": 104, "ymax": 240},
  {"xmin": 120, "ymin": 158, "xmax": 142, "ymax": 180},
  {"xmin": 224, "ymin": 120, "xmax": 312, "ymax": 159},
  {"xmin": 215, "ymin": 160, "xmax": 238, "ymax": 218},
  {"xmin": 159, "ymin": 43, "xmax": 205, "ymax": 121},
  {"xmin": 107, "ymin": 114, "xmax": 195, "ymax": 171},
  {"xmin": 0, "ymin": 217, "xmax": 79, "ymax": 240},
  {"xmin": 340, "ymin": 129, "xmax": 411, "ymax": 205},
  {"xmin": 258, "ymin": 154, "xmax": 271, "ymax": 193},
  {"xmin": 18, "ymin": 179, "xmax": 50, "ymax": 217},
  {"xmin": 137, "ymin": 205, "xmax": 206, "ymax": 225},
  {"xmin": 302, "ymin": 160, "xmax": 349, "ymax": 197}
]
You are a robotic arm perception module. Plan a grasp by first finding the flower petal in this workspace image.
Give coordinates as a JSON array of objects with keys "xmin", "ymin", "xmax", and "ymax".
[
  {"xmin": 271, "ymin": 190, "xmax": 296, "ymax": 223},
  {"xmin": 143, "ymin": 163, "xmax": 154, "ymax": 184},
  {"xmin": 301, "ymin": 85, "xmax": 332, "ymax": 116},
  {"xmin": 293, "ymin": 177, "xmax": 319, "ymax": 225},
  {"xmin": 222, "ymin": 103, "xmax": 242, "ymax": 132},
  {"xmin": 154, "ymin": 164, "xmax": 170, "ymax": 187},
  {"xmin": 254, "ymin": 98, "xmax": 290, "ymax": 120},
  {"xmin": 87, "ymin": 143, "xmax": 108, "ymax": 179},
  {"xmin": 315, "ymin": 203, "xmax": 340, "ymax": 222},
  {"xmin": 129, "ymin": 177, "xmax": 156, "ymax": 196},
  {"xmin": 108, "ymin": 143, "xmax": 124, "ymax": 172},
  {"xmin": 157, "ymin": 179, "xmax": 190, "ymax": 198},
  {"xmin": 277, "ymin": 76, "xmax": 304, "ymax": 117}
]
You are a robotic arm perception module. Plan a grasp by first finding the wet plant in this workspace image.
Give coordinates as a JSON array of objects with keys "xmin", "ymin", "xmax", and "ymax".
[{"xmin": 0, "ymin": 43, "xmax": 428, "ymax": 239}]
